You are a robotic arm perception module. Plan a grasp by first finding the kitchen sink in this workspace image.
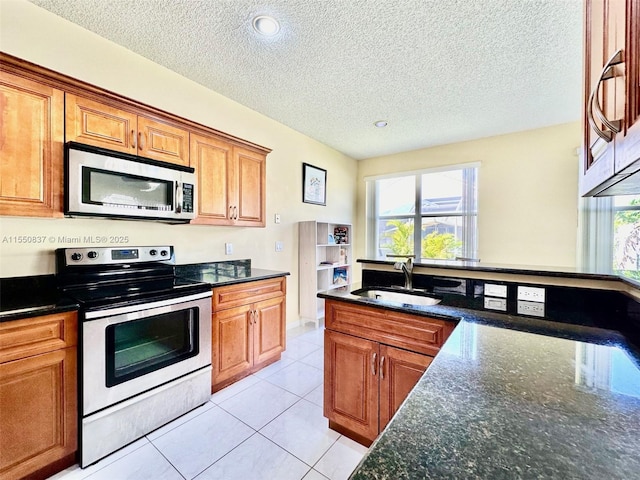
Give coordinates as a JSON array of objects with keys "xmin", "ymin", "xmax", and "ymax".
[{"xmin": 351, "ymin": 287, "xmax": 442, "ymax": 306}]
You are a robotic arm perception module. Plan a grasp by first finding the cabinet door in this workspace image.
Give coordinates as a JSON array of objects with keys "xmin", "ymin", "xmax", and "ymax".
[
  {"xmin": 235, "ymin": 146, "xmax": 266, "ymax": 227},
  {"xmin": 212, "ymin": 304, "xmax": 252, "ymax": 389},
  {"xmin": 65, "ymin": 94, "xmax": 137, "ymax": 154},
  {"xmin": 0, "ymin": 71, "xmax": 64, "ymax": 217},
  {"xmin": 137, "ymin": 116, "xmax": 189, "ymax": 166},
  {"xmin": 324, "ymin": 330, "xmax": 379, "ymax": 444},
  {"xmin": 190, "ymin": 132, "xmax": 235, "ymax": 225},
  {"xmin": 253, "ymin": 296, "xmax": 286, "ymax": 366},
  {"xmin": 0, "ymin": 348, "xmax": 77, "ymax": 480},
  {"xmin": 379, "ymin": 345, "xmax": 432, "ymax": 431}
]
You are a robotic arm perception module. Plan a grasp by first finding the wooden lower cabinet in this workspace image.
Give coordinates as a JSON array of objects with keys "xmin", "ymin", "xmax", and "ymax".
[
  {"xmin": 324, "ymin": 330, "xmax": 433, "ymax": 446},
  {"xmin": 323, "ymin": 299, "xmax": 451, "ymax": 446},
  {"xmin": 211, "ymin": 278, "xmax": 286, "ymax": 392},
  {"xmin": 0, "ymin": 312, "xmax": 78, "ymax": 480}
]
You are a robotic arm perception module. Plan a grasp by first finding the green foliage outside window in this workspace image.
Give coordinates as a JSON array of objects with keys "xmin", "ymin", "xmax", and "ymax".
[{"xmin": 383, "ymin": 220, "xmax": 462, "ymax": 259}]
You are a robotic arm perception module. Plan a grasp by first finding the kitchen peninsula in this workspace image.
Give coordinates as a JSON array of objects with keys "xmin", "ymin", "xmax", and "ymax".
[{"xmin": 319, "ymin": 260, "xmax": 640, "ymax": 479}]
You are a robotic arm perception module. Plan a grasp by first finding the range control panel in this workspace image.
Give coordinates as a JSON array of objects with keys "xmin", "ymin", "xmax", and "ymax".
[{"xmin": 62, "ymin": 246, "xmax": 174, "ymax": 265}]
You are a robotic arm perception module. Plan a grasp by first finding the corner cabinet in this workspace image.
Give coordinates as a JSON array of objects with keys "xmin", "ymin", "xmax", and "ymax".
[
  {"xmin": 211, "ymin": 277, "xmax": 286, "ymax": 391},
  {"xmin": 0, "ymin": 311, "xmax": 78, "ymax": 480},
  {"xmin": 0, "ymin": 70, "xmax": 64, "ymax": 217},
  {"xmin": 299, "ymin": 222, "xmax": 352, "ymax": 327},
  {"xmin": 323, "ymin": 300, "xmax": 454, "ymax": 446},
  {"xmin": 581, "ymin": 0, "xmax": 640, "ymax": 196},
  {"xmin": 190, "ymin": 132, "xmax": 267, "ymax": 227}
]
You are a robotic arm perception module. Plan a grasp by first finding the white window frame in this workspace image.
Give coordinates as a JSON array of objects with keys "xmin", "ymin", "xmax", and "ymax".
[{"xmin": 365, "ymin": 162, "xmax": 479, "ymax": 261}]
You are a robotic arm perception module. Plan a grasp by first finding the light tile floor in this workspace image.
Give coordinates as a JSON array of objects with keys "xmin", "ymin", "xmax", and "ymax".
[{"xmin": 49, "ymin": 324, "xmax": 368, "ymax": 480}]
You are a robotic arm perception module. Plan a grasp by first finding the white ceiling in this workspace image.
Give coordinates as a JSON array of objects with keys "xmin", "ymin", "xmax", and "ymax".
[{"xmin": 27, "ymin": 0, "xmax": 584, "ymax": 160}]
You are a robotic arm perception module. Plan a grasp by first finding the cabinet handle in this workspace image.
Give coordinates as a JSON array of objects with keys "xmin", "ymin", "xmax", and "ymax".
[
  {"xmin": 233, "ymin": 206, "xmax": 238, "ymax": 220},
  {"xmin": 138, "ymin": 132, "xmax": 145, "ymax": 150},
  {"xmin": 249, "ymin": 310, "xmax": 254, "ymax": 325},
  {"xmin": 587, "ymin": 49, "xmax": 624, "ymax": 143},
  {"xmin": 371, "ymin": 352, "xmax": 377, "ymax": 376},
  {"xmin": 379, "ymin": 356, "xmax": 385, "ymax": 380},
  {"xmin": 131, "ymin": 129, "xmax": 137, "ymax": 148},
  {"xmin": 253, "ymin": 309, "xmax": 257, "ymax": 323}
]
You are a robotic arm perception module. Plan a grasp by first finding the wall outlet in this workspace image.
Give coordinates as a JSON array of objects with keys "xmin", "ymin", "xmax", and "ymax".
[
  {"xmin": 225, "ymin": 243, "xmax": 233, "ymax": 255},
  {"xmin": 484, "ymin": 297, "xmax": 507, "ymax": 311},
  {"xmin": 517, "ymin": 300, "xmax": 545, "ymax": 317},
  {"xmin": 517, "ymin": 285, "xmax": 545, "ymax": 303},
  {"xmin": 275, "ymin": 241, "xmax": 283, "ymax": 252},
  {"xmin": 484, "ymin": 283, "xmax": 507, "ymax": 298}
]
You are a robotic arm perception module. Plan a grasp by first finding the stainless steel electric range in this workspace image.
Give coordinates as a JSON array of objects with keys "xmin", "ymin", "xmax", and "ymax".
[{"xmin": 56, "ymin": 246, "xmax": 212, "ymax": 467}]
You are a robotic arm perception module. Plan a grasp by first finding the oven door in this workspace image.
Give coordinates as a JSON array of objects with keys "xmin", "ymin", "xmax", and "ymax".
[{"xmin": 82, "ymin": 291, "xmax": 212, "ymax": 416}]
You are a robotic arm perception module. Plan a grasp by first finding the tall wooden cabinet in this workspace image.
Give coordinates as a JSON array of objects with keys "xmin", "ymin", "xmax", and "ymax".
[
  {"xmin": 581, "ymin": 0, "xmax": 640, "ymax": 196},
  {"xmin": 323, "ymin": 299, "xmax": 453, "ymax": 446},
  {"xmin": 0, "ymin": 311, "xmax": 78, "ymax": 480},
  {"xmin": 0, "ymin": 70, "xmax": 64, "ymax": 217},
  {"xmin": 299, "ymin": 221, "xmax": 352, "ymax": 326},
  {"xmin": 211, "ymin": 277, "xmax": 286, "ymax": 391},
  {"xmin": 65, "ymin": 94, "xmax": 190, "ymax": 167},
  {"xmin": 190, "ymin": 132, "xmax": 266, "ymax": 227}
]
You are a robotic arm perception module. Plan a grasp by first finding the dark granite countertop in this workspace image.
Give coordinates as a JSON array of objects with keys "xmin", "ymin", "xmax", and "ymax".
[
  {"xmin": 0, "ymin": 260, "xmax": 288, "ymax": 323},
  {"xmin": 175, "ymin": 260, "xmax": 289, "ymax": 287},
  {"xmin": 319, "ymin": 283, "xmax": 640, "ymax": 479},
  {"xmin": 357, "ymin": 258, "xmax": 638, "ymax": 285},
  {"xmin": 0, "ymin": 275, "xmax": 79, "ymax": 322}
]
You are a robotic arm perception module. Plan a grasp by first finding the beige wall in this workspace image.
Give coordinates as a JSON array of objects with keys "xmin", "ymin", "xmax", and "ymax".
[
  {"xmin": 355, "ymin": 122, "xmax": 581, "ymax": 268},
  {"xmin": 0, "ymin": 0, "xmax": 358, "ymax": 327}
]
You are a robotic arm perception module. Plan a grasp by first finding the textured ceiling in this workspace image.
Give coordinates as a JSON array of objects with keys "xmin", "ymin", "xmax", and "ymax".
[{"xmin": 27, "ymin": 0, "xmax": 584, "ymax": 159}]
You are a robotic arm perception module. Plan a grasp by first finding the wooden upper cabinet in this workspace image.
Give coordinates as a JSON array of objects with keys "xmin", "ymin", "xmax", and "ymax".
[
  {"xmin": 137, "ymin": 116, "xmax": 189, "ymax": 166},
  {"xmin": 236, "ymin": 146, "xmax": 266, "ymax": 226},
  {"xmin": 65, "ymin": 93, "xmax": 137, "ymax": 154},
  {"xmin": 190, "ymin": 132, "xmax": 266, "ymax": 227},
  {"xmin": 190, "ymin": 132, "xmax": 235, "ymax": 224},
  {"xmin": 65, "ymin": 94, "xmax": 189, "ymax": 166},
  {"xmin": 0, "ymin": 71, "xmax": 64, "ymax": 217},
  {"xmin": 582, "ymin": 0, "xmax": 640, "ymax": 195}
]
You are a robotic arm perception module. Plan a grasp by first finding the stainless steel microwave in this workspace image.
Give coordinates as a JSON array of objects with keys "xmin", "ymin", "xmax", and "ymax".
[{"xmin": 65, "ymin": 142, "xmax": 196, "ymax": 223}]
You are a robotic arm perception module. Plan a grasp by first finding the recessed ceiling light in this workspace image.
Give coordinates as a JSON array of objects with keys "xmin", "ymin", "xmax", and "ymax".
[
  {"xmin": 374, "ymin": 120, "xmax": 388, "ymax": 128},
  {"xmin": 253, "ymin": 15, "xmax": 280, "ymax": 36}
]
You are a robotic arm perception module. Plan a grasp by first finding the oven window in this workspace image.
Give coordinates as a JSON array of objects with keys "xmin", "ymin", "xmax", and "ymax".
[
  {"xmin": 82, "ymin": 166, "xmax": 174, "ymax": 211},
  {"xmin": 105, "ymin": 308, "xmax": 199, "ymax": 387}
]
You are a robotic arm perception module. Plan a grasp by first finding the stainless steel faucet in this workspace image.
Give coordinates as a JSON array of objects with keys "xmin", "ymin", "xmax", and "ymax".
[{"xmin": 393, "ymin": 258, "xmax": 413, "ymax": 290}]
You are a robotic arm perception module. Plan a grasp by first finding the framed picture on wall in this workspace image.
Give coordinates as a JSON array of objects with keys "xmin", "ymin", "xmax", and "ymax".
[{"xmin": 302, "ymin": 163, "xmax": 327, "ymax": 206}]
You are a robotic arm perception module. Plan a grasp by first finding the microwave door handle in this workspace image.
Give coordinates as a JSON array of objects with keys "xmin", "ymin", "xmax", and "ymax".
[{"xmin": 175, "ymin": 182, "xmax": 183, "ymax": 213}]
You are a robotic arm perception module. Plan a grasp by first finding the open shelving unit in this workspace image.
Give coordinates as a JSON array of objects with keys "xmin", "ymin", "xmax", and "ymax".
[{"xmin": 299, "ymin": 221, "xmax": 352, "ymax": 327}]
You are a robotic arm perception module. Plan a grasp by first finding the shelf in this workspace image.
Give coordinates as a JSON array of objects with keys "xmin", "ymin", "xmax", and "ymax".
[{"xmin": 299, "ymin": 221, "xmax": 352, "ymax": 327}]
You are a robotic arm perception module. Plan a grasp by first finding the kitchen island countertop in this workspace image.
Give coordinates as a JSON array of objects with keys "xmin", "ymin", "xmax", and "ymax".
[{"xmin": 319, "ymin": 283, "xmax": 640, "ymax": 479}]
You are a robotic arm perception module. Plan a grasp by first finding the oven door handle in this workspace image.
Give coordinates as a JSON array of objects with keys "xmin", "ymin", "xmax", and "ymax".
[{"xmin": 84, "ymin": 290, "xmax": 212, "ymax": 320}]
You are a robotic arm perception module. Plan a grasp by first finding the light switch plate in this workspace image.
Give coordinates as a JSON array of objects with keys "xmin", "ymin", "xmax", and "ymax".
[
  {"xmin": 484, "ymin": 297, "xmax": 507, "ymax": 311},
  {"xmin": 275, "ymin": 241, "xmax": 283, "ymax": 252},
  {"xmin": 485, "ymin": 283, "xmax": 507, "ymax": 298},
  {"xmin": 225, "ymin": 243, "xmax": 233, "ymax": 255}
]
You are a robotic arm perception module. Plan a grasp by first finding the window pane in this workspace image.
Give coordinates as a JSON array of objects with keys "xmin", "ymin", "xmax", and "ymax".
[
  {"xmin": 421, "ymin": 170, "xmax": 463, "ymax": 214},
  {"xmin": 377, "ymin": 218, "xmax": 414, "ymax": 257},
  {"xmin": 421, "ymin": 216, "xmax": 465, "ymax": 259},
  {"xmin": 614, "ymin": 208, "xmax": 640, "ymax": 277},
  {"xmin": 377, "ymin": 176, "xmax": 415, "ymax": 215}
]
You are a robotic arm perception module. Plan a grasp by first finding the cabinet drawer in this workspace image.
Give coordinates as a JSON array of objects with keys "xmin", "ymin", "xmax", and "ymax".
[
  {"xmin": 325, "ymin": 300, "xmax": 455, "ymax": 357},
  {"xmin": 213, "ymin": 277, "xmax": 286, "ymax": 311},
  {"xmin": 0, "ymin": 311, "xmax": 78, "ymax": 364}
]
